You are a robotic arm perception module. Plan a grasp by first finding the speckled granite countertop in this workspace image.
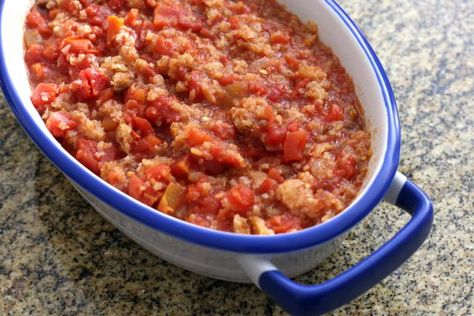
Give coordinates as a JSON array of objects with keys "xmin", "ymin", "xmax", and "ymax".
[{"xmin": 0, "ymin": 0, "xmax": 473, "ymax": 315}]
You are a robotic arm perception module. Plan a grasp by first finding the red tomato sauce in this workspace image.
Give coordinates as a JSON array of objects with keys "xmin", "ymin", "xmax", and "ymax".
[{"xmin": 24, "ymin": 0, "xmax": 371, "ymax": 235}]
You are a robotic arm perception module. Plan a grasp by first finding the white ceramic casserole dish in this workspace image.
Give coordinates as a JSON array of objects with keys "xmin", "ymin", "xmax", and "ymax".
[{"xmin": 0, "ymin": 0, "xmax": 433, "ymax": 314}]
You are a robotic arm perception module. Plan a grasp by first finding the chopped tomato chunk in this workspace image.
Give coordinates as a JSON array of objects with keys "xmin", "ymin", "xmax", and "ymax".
[
  {"xmin": 85, "ymin": 4, "xmax": 112, "ymax": 27},
  {"xmin": 25, "ymin": 44, "xmax": 44, "ymax": 65},
  {"xmin": 132, "ymin": 134, "xmax": 162, "ymax": 156},
  {"xmin": 97, "ymin": 88, "xmax": 115, "ymax": 105},
  {"xmin": 154, "ymin": 3, "xmax": 181, "ymax": 28},
  {"xmin": 336, "ymin": 153, "xmax": 357, "ymax": 179},
  {"xmin": 267, "ymin": 83, "xmax": 288, "ymax": 102},
  {"xmin": 125, "ymin": 9, "xmax": 139, "ymax": 26},
  {"xmin": 248, "ymin": 80, "xmax": 267, "ymax": 96},
  {"xmin": 267, "ymin": 214, "xmax": 302, "ymax": 234},
  {"xmin": 125, "ymin": 86, "xmax": 147, "ymax": 103},
  {"xmin": 177, "ymin": 11, "xmax": 202, "ymax": 32},
  {"xmin": 29, "ymin": 63, "xmax": 46, "ymax": 81},
  {"xmin": 325, "ymin": 104, "xmax": 344, "ymax": 122},
  {"xmin": 144, "ymin": 163, "xmax": 171, "ymax": 183},
  {"xmin": 286, "ymin": 121, "xmax": 300, "ymax": 132},
  {"xmin": 107, "ymin": 16, "xmax": 124, "ymax": 43},
  {"xmin": 187, "ymin": 213, "xmax": 211, "ymax": 228},
  {"xmin": 284, "ymin": 54, "xmax": 300, "ymax": 70},
  {"xmin": 128, "ymin": 175, "xmax": 144, "ymax": 200},
  {"xmin": 145, "ymin": 96, "xmax": 180, "ymax": 123},
  {"xmin": 154, "ymin": 36, "xmax": 176, "ymax": 56},
  {"xmin": 154, "ymin": 2, "xmax": 201, "ymax": 31},
  {"xmin": 101, "ymin": 146, "xmax": 120, "ymax": 163},
  {"xmin": 31, "ymin": 83, "xmax": 58, "ymax": 112},
  {"xmin": 208, "ymin": 122, "xmax": 235, "ymax": 140},
  {"xmin": 26, "ymin": 8, "xmax": 50, "ymax": 36},
  {"xmin": 185, "ymin": 182, "xmax": 221, "ymax": 215},
  {"xmin": 75, "ymin": 139, "xmax": 100, "ymax": 174},
  {"xmin": 132, "ymin": 116, "xmax": 154, "ymax": 136},
  {"xmin": 227, "ymin": 185, "xmax": 255, "ymax": 215},
  {"xmin": 209, "ymin": 145, "xmax": 244, "ymax": 168},
  {"xmin": 128, "ymin": 175, "xmax": 156, "ymax": 206},
  {"xmin": 42, "ymin": 40, "xmax": 60, "ymax": 62},
  {"xmin": 257, "ymin": 178, "xmax": 277, "ymax": 194},
  {"xmin": 186, "ymin": 127, "xmax": 212, "ymax": 146},
  {"xmin": 188, "ymin": 71, "xmax": 206, "ymax": 101},
  {"xmin": 62, "ymin": 38, "xmax": 97, "ymax": 54},
  {"xmin": 283, "ymin": 130, "xmax": 308, "ymax": 162},
  {"xmin": 268, "ymin": 168, "xmax": 285, "ymax": 183},
  {"xmin": 125, "ymin": 100, "xmax": 146, "ymax": 118},
  {"xmin": 198, "ymin": 196, "xmax": 221, "ymax": 214},
  {"xmin": 46, "ymin": 112, "xmax": 77, "ymax": 137},
  {"xmin": 291, "ymin": 78, "xmax": 311, "ymax": 99},
  {"xmin": 73, "ymin": 68, "xmax": 110, "ymax": 100},
  {"xmin": 26, "ymin": 8, "xmax": 45, "ymax": 29},
  {"xmin": 270, "ymin": 32, "xmax": 290, "ymax": 45},
  {"xmin": 218, "ymin": 74, "xmax": 237, "ymax": 86},
  {"xmin": 265, "ymin": 123, "xmax": 286, "ymax": 146}
]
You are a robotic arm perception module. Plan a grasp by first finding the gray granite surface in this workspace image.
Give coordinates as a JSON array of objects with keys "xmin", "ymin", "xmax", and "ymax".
[{"xmin": 0, "ymin": 0, "xmax": 473, "ymax": 315}]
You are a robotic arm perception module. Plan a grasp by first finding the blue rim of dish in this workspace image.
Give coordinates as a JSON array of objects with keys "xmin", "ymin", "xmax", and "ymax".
[{"xmin": 0, "ymin": 0, "xmax": 400, "ymax": 253}]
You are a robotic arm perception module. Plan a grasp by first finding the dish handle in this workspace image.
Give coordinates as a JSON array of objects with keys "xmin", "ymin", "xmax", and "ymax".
[{"xmin": 239, "ymin": 172, "xmax": 433, "ymax": 315}]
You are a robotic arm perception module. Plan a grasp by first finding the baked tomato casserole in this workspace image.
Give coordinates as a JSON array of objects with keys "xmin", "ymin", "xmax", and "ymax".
[{"xmin": 24, "ymin": 0, "xmax": 371, "ymax": 234}]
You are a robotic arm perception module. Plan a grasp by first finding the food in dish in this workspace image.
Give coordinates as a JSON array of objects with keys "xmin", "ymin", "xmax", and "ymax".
[{"xmin": 24, "ymin": 0, "xmax": 371, "ymax": 234}]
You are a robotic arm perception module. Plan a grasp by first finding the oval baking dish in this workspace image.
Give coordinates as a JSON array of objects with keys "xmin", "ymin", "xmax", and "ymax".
[{"xmin": 0, "ymin": 0, "xmax": 433, "ymax": 315}]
